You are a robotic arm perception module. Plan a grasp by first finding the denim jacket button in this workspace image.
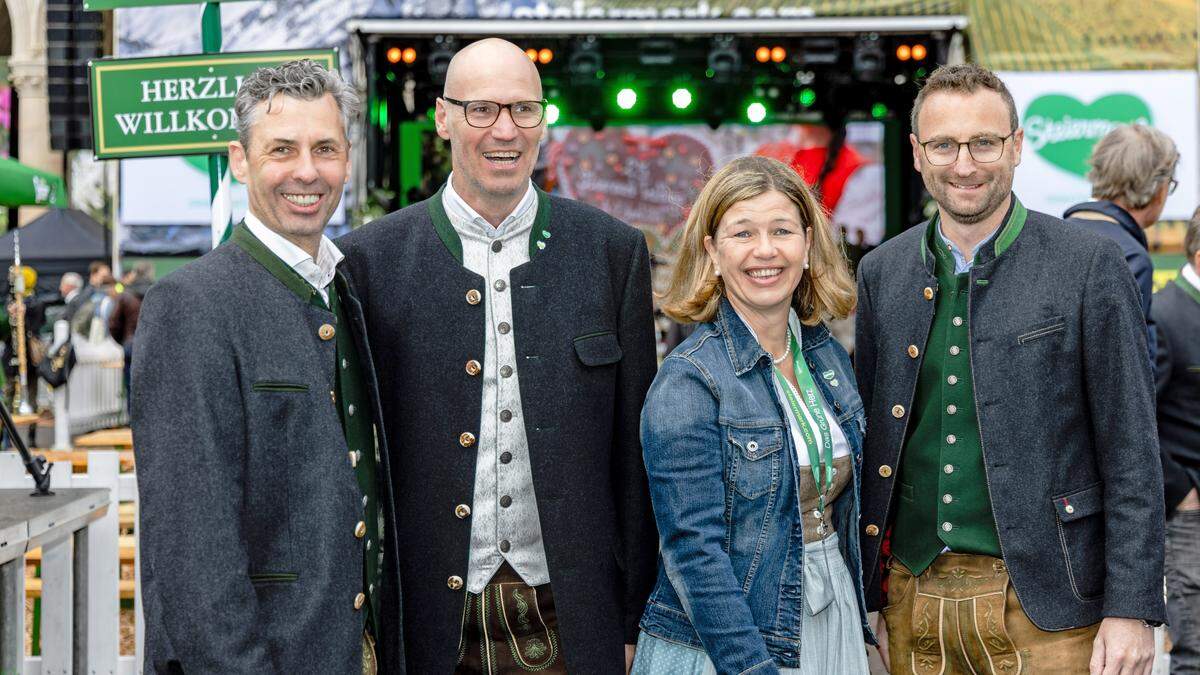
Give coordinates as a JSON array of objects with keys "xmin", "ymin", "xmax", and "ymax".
[{"xmin": 747, "ymin": 440, "xmax": 759, "ymax": 452}]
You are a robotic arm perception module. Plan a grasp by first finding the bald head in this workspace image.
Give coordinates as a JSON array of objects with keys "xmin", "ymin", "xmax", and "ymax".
[{"xmin": 443, "ymin": 38, "xmax": 542, "ymax": 100}]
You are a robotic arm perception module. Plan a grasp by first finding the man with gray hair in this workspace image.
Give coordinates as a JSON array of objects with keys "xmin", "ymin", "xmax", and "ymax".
[
  {"xmin": 132, "ymin": 59, "xmax": 402, "ymax": 673},
  {"xmin": 1064, "ymin": 124, "xmax": 1180, "ymax": 363},
  {"xmin": 1154, "ymin": 211, "xmax": 1200, "ymax": 673}
]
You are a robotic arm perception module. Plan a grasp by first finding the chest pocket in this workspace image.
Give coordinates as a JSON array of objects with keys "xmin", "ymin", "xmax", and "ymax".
[
  {"xmin": 573, "ymin": 331, "xmax": 623, "ymax": 366},
  {"xmin": 729, "ymin": 425, "xmax": 784, "ymax": 500}
]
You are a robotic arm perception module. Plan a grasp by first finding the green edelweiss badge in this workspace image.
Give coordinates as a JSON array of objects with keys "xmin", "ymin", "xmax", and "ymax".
[{"xmin": 1023, "ymin": 93, "xmax": 1152, "ymax": 177}]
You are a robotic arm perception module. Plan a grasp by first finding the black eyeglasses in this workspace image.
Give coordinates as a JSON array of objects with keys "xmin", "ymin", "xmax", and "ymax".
[
  {"xmin": 918, "ymin": 132, "xmax": 1016, "ymax": 166},
  {"xmin": 442, "ymin": 97, "xmax": 547, "ymax": 129},
  {"xmin": 1168, "ymin": 177, "xmax": 1179, "ymax": 195}
]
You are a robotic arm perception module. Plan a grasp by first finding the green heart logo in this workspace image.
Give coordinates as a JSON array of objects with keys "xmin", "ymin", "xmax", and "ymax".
[{"xmin": 1023, "ymin": 94, "xmax": 1152, "ymax": 177}]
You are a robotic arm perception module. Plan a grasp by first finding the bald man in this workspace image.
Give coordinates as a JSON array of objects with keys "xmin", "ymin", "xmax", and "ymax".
[{"xmin": 339, "ymin": 38, "xmax": 659, "ymax": 674}]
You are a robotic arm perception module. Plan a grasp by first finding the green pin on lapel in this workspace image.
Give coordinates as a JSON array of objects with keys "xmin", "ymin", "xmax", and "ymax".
[
  {"xmin": 542, "ymin": 230, "xmax": 551, "ymax": 238},
  {"xmin": 822, "ymin": 370, "xmax": 836, "ymax": 380},
  {"xmin": 536, "ymin": 240, "xmax": 546, "ymax": 250}
]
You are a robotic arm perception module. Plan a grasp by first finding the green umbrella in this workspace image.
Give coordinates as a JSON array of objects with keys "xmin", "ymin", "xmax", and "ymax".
[{"xmin": 0, "ymin": 157, "xmax": 67, "ymax": 208}]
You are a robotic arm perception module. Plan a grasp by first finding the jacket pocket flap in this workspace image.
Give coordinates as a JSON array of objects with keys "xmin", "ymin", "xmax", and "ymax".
[
  {"xmin": 573, "ymin": 331, "xmax": 623, "ymax": 366},
  {"xmin": 248, "ymin": 572, "xmax": 299, "ymax": 584},
  {"xmin": 728, "ymin": 426, "xmax": 784, "ymax": 461},
  {"xmin": 1053, "ymin": 482, "xmax": 1103, "ymax": 522},
  {"xmin": 1017, "ymin": 316, "xmax": 1066, "ymax": 345},
  {"xmin": 252, "ymin": 381, "xmax": 309, "ymax": 392}
]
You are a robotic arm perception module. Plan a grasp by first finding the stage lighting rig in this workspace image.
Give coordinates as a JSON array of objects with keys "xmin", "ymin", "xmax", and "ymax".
[
  {"xmin": 852, "ymin": 34, "xmax": 886, "ymax": 82},
  {"xmin": 428, "ymin": 35, "xmax": 457, "ymax": 85}
]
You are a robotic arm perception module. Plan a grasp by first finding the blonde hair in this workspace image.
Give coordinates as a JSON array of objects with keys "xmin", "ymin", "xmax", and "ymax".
[{"xmin": 661, "ymin": 155, "xmax": 856, "ymax": 325}]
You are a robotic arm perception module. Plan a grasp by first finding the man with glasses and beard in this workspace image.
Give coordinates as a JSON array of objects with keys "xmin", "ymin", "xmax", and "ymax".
[
  {"xmin": 339, "ymin": 38, "xmax": 659, "ymax": 674},
  {"xmin": 855, "ymin": 64, "xmax": 1164, "ymax": 675}
]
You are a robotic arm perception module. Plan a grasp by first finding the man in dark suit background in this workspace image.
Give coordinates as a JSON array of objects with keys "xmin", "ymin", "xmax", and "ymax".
[
  {"xmin": 339, "ymin": 38, "xmax": 659, "ymax": 675},
  {"xmin": 132, "ymin": 60, "xmax": 402, "ymax": 673},
  {"xmin": 1155, "ymin": 211, "xmax": 1200, "ymax": 673}
]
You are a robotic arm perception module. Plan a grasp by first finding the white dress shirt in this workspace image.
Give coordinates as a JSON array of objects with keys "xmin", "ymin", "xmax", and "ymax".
[{"xmin": 243, "ymin": 211, "xmax": 343, "ymax": 304}]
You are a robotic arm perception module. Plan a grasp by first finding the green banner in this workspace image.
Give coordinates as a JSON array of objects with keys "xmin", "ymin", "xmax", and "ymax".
[
  {"xmin": 0, "ymin": 157, "xmax": 67, "ymax": 208},
  {"xmin": 89, "ymin": 49, "xmax": 338, "ymax": 160},
  {"xmin": 84, "ymin": 0, "xmax": 253, "ymax": 11}
]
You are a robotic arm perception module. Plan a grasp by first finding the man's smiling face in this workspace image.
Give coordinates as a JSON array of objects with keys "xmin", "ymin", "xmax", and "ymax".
[
  {"xmin": 228, "ymin": 92, "xmax": 349, "ymax": 249},
  {"xmin": 911, "ymin": 88, "xmax": 1023, "ymax": 226},
  {"xmin": 435, "ymin": 40, "xmax": 545, "ymax": 212}
]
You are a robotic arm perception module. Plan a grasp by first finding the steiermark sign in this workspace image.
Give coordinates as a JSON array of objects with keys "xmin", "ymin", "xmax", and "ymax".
[
  {"xmin": 1023, "ymin": 93, "xmax": 1152, "ymax": 178},
  {"xmin": 89, "ymin": 48, "xmax": 338, "ymax": 160}
]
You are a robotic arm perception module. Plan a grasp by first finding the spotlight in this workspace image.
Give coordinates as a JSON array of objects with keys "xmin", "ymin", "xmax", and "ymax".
[
  {"xmin": 546, "ymin": 103, "xmax": 561, "ymax": 125},
  {"xmin": 707, "ymin": 36, "xmax": 741, "ymax": 84},
  {"xmin": 770, "ymin": 46, "xmax": 786, "ymax": 63},
  {"xmin": 386, "ymin": 47, "xmax": 403, "ymax": 64},
  {"xmin": 569, "ymin": 36, "xmax": 603, "ymax": 79},
  {"xmin": 401, "ymin": 48, "xmax": 416, "ymax": 64},
  {"xmin": 671, "ymin": 87, "xmax": 694, "ymax": 110},
  {"xmin": 896, "ymin": 44, "xmax": 912, "ymax": 61},
  {"xmin": 745, "ymin": 101, "xmax": 767, "ymax": 124},
  {"xmin": 852, "ymin": 34, "xmax": 885, "ymax": 82},
  {"xmin": 755, "ymin": 46, "xmax": 771, "ymax": 63},
  {"xmin": 428, "ymin": 36, "xmax": 457, "ymax": 85},
  {"xmin": 871, "ymin": 102, "xmax": 889, "ymax": 119},
  {"xmin": 526, "ymin": 48, "xmax": 538, "ymax": 61},
  {"xmin": 538, "ymin": 48, "xmax": 554, "ymax": 65},
  {"xmin": 798, "ymin": 87, "xmax": 817, "ymax": 107},
  {"xmin": 912, "ymin": 43, "xmax": 928, "ymax": 60},
  {"xmin": 616, "ymin": 88, "xmax": 638, "ymax": 110}
]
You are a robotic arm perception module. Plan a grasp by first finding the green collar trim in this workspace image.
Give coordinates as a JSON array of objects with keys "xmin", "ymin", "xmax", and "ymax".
[
  {"xmin": 426, "ymin": 182, "xmax": 552, "ymax": 265},
  {"xmin": 921, "ymin": 194, "xmax": 1027, "ymax": 268},
  {"xmin": 231, "ymin": 223, "xmax": 322, "ymax": 306},
  {"xmin": 1175, "ymin": 270, "xmax": 1200, "ymax": 306}
]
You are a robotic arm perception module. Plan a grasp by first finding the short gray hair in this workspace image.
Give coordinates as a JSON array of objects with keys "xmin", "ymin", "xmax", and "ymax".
[
  {"xmin": 1087, "ymin": 125, "xmax": 1179, "ymax": 210},
  {"xmin": 233, "ymin": 59, "xmax": 359, "ymax": 149},
  {"xmin": 1187, "ymin": 206, "xmax": 1200, "ymax": 261},
  {"xmin": 60, "ymin": 272, "xmax": 83, "ymax": 290}
]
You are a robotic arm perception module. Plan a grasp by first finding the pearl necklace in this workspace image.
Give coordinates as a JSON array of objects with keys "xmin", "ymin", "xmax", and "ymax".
[{"xmin": 771, "ymin": 327, "xmax": 792, "ymax": 365}]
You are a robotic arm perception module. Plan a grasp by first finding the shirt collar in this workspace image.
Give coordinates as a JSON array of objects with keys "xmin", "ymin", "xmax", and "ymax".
[
  {"xmin": 242, "ymin": 211, "xmax": 343, "ymax": 292},
  {"xmin": 1183, "ymin": 263, "xmax": 1200, "ymax": 291},
  {"xmin": 936, "ymin": 220, "xmax": 1001, "ymax": 275},
  {"xmin": 443, "ymin": 173, "xmax": 537, "ymax": 238}
]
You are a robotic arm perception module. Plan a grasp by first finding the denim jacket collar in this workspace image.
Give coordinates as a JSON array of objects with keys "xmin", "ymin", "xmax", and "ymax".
[{"xmin": 716, "ymin": 296, "xmax": 832, "ymax": 376}]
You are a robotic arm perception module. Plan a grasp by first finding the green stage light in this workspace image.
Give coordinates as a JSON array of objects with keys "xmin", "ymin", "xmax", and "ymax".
[
  {"xmin": 798, "ymin": 87, "xmax": 816, "ymax": 107},
  {"xmin": 546, "ymin": 103, "xmax": 561, "ymax": 125},
  {"xmin": 616, "ymin": 88, "xmax": 638, "ymax": 110},
  {"xmin": 746, "ymin": 101, "xmax": 767, "ymax": 124},
  {"xmin": 671, "ymin": 87, "xmax": 694, "ymax": 110},
  {"xmin": 871, "ymin": 102, "xmax": 888, "ymax": 119}
]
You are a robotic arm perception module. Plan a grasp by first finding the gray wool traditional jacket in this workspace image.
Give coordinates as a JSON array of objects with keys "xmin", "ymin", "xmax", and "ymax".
[
  {"xmin": 338, "ymin": 187, "xmax": 660, "ymax": 674},
  {"xmin": 855, "ymin": 197, "xmax": 1167, "ymax": 630},
  {"xmin": 131, "ymin": 228, "xmax": 403, "ymax": 674}
]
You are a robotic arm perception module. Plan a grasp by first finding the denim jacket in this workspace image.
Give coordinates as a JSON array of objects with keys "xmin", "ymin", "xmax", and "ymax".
[{"xmin": 638, "ymin": 298, "xmax": 870, "ymax": 675}]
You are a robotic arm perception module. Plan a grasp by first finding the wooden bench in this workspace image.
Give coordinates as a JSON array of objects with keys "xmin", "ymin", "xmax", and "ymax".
[
  {"xmin": 25, "ymin": 535, "xmax": 137, "ymax": 565},
  {"xmin": 40, "ymin": 449, "xmax": 136, "ymax": 472},
  {"xmin": 75, "ymin": 427, "xmax": 134, "ymax": 449}
]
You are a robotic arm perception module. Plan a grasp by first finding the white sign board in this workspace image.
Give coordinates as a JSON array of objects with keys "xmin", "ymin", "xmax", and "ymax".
[
  {"xmin": 998, "ymin": 70, "xmax": 1198, "ymax": 221},
  {"xmin": 120, "ymin": 156, "xmax": 347, "ymax": 252}
]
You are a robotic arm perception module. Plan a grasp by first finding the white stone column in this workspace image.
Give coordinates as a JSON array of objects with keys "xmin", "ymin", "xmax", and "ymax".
[{"xmin": 6, "ymin": 0, "xmax": 63, "ymax": 226}]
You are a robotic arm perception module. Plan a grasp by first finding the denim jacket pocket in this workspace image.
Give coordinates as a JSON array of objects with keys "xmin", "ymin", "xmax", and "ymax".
[{"xmin": 729, "ymin": 425, "xmax": 784, "ymax": 500}]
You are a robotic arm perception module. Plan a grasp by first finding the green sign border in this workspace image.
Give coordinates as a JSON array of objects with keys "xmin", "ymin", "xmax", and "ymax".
[
  {"xmin": 84, "ymin": 0, "xmax": 252, "ymax": 11},
  {"xmin": 89, "ymin": 48, "xmax": 339, "ymax": 160}
]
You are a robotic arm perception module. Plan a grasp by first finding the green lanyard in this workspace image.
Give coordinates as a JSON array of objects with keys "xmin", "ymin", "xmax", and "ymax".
[{"xmin": 773, "ymin": 330, "xmax": 835, "ymax": 516}]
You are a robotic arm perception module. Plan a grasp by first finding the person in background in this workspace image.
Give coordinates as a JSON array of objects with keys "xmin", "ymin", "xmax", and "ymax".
[
  {"xmin": 1154, "ymin": 210, "xmax": 1200, "ymax": 674},
  {"xmin": 110, "ymin": 261, "xmax": 154, "ymax": 412},
  {"xmin": 1064, "ymin": 124, "xmax": 1179, "ymax": 364},
  {"xmin": 634, "ymin": 155, "xmax": 870, "ymax": 674}
]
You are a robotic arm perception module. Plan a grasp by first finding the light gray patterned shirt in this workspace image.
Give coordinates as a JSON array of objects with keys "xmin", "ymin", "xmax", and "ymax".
[{"xmin": 443, "ymin": 175, "xmax": 551, "ymax": 593}]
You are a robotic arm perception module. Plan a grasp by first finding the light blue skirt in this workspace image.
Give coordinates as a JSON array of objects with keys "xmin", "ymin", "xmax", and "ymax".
[{"xmin": 631, "ymin": 532, "xmax": 869, "ymax": 675}]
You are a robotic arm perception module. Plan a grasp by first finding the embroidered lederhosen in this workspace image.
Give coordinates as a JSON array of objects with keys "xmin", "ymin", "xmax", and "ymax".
[{"xmin": 455, "ymin": 562, "xmax": 566, "ymax": 674}]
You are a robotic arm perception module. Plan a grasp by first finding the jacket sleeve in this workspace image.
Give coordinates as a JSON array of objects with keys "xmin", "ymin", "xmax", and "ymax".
[
  {"xmin": 611, "ymin": 234, "xmax": 661, "ymax": 644},
  {"xmin": 131, "ymin": 279, "xmax": 276, "ymax": 673},
  {"xmin": 641, "ymin": 356, "xmax": 780, "ymax": 675},
  {"xmin": 1080, "ymin": 241, "xmax": 1166, "ymax": 624},
  {"xmin": 1152, "ymin": 303, "xmax": 1194, "ymax": 518}
]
